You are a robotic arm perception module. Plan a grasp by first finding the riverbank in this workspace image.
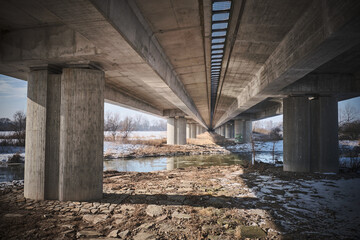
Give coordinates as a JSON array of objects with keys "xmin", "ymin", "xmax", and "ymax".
[{"xmin": 1, "ymin": 164, "xmax": 359, "ymax": 239}]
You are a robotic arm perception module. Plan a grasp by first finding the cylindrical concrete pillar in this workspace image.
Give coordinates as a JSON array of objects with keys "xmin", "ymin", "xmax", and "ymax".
[
  {"xmin": 283, "ymin": 96, "xmax": 338, "ymax": 173},
  {"xmin": 59, "ymin": 68, "xmax": 104, "ymax": 201},
  {"xmin": 25, "ymin": 69, "xmax": 61, "ymax": 200},
  {"xmin": 190, "ymin": 123, "xmax": 196, "ymax": 138},
  {"xmin": 167, "ymin": 117, "xmax": 176, "ymax": 145},
  {"xmin": 177, "ymin": 117, "xmax": 186, "ymax": 145}
]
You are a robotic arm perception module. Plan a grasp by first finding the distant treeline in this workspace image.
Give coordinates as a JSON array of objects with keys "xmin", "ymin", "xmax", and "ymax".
[{"xmin": 0, "ymin": 118, "xmax": 13, "ymax": 131}]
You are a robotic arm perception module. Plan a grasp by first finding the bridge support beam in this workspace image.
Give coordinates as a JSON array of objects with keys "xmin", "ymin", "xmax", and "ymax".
[
  {"xmin": 283, "ymin": 96, "xmax": 339, "ymax": 173},
  {"xmin": 59, "ymin": 68, "xmax": 104, "ymax": 201},
  {"xmin": 176, "ymin": 117, "xmax": 186, "ymax": 145},
  {"xmin": 167, "ymin": 117, "xmax": 177, "ymax": 145},
  {"xmin": 225, "ymin": 124, "xmax": 231, "ymax": 138},
  {"xmin": 190, "ymin": 123, "xmax": 197, "ymax": 139},
  {"xmin": 24, "ymin": 68, "xmax": 61, "ymax": 200},
  {"xmin": 25, "ymin": 67, "xmax": 104, "ymax": 201},
  {"xmin": 234, "ymin": 120, "xmax": 252, "ymax": 142},
  {"xmin": 220, "ymin": 125, "xmax": 225, "ymax": 137},
  {"xmin": 186, "ymin": 124, "xmax": 190, "ymax": 139}
]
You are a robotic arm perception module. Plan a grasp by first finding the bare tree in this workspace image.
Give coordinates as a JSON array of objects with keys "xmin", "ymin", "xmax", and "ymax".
[
  {"xmin": 12, "ymin": 111, "xmax": 26, "ymax": 146},
  {"xmin": 340, "ymin": 103, "xmax": 359, "ymax": 124},
  {"xmin": 119, "ymin": 116, "xmax": 135, "ymax": 140},
  {"xmin": 104, "ymin": 112, "xmax": 121, "ymax": 141}
]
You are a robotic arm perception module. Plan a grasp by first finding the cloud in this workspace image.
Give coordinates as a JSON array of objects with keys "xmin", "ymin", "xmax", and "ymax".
[{"xmin": 0, "ymin": 75, "xmax": 27, "ymax": 98}]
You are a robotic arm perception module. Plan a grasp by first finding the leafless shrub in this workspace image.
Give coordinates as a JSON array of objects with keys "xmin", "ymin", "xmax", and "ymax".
[{"xmin": 10, "ymin": 111, "xmax": 26, "ymax": 146}]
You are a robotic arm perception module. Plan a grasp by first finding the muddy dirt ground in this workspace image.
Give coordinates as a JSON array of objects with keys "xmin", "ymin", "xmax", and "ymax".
[{"xmin": 1, "ymin": 164, "xmax": 360, "ymax": 239}]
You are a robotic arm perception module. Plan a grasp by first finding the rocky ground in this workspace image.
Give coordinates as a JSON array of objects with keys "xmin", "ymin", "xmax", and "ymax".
[{"xmin": 1, "ymin": 164, "xmax": 360, "ymax": 239}]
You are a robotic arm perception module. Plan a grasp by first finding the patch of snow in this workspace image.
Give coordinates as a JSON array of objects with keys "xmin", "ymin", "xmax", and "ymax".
[
  {"xmin": 104, "ymin": 131, "xmax": 166, "ymax": 140},
  {"xmin": 104, "ymin": 141, "xmax": 144, "ymax": 157}
]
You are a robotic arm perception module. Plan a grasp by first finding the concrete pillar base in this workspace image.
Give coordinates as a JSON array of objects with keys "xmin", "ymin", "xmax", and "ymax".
[{"xmin": 283, "ymin": 96, "xmax": 338, "ymax": 173}]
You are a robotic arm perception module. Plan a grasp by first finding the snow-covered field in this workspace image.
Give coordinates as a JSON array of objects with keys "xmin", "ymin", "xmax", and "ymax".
[
  {"xmin": 104, "ymin": 131, "xmax": 166, "ymax": 140},
  {"xmin": 244, "ymin": 173, "xmax": 360, "ymax": 237},
  {"xmin": 103, "ymin": 141, "xmax": 143, "ymax": 158},
  {"xmin": 227, "ymin": 140, "xmax": 283, "ymax": 152},
  {"xmin": 0, "ymin": 131, "xmax": 15, "ymax": 136}
]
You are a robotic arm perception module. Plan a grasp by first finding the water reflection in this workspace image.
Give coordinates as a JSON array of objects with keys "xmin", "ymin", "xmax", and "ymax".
[
  {"xmin": 0, "ymin": 163, "xmax": 24, "ymax": 182},
  {"xmin": 104, "ymin": 152, "xmax": 283, "ymax": 172},
  {"xmin": 0, "ymin": 152, "xmax": 284, "ymax": 182}
]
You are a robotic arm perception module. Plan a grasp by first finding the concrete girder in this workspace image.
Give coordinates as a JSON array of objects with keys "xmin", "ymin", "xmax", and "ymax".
[
  {"xmin": 215, "ymin": 0, "xmax": 360, "ymax": 128},
  {"xmin": 36, "ymin": 0, "xmax": 206, "ymax": 127}
]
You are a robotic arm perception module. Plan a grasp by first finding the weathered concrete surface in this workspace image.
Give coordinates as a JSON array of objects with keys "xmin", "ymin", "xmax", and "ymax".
[
  {"xmin": 283, "ymin": 96, "xmax": 338, "ymax": 172},
  {"xmin": 215, "ymin": 0, "xmax": 360, "ymax": 127},
  {"xmin": 186, "ymin": 124, "xmax": 190, "ymax": 139},
  {"xmin": 1, "ymin": 0, "xmax": 360, "ymax": 130},
  {"xmin": 167, "ymin": 118, "xmax": 176, "ymax": 145},
  {"xmin": 225, "ymin": 124, "xmax": 231, "ymax": 139},
  {"xmin": 190, "ymin": 123, "xmax": 196, "ymax": 139},
  {"xmin": 24, "ymin": 69, "xmax": 60, "ymax": 200},
  {"xmin": 176, "ymin": 117, "xmax": 186, "ymax": 145},
  {"xmin": 59, "ymin": 68, "xmax": 104, "ymax": 201},
  {"xmin": 104, "ymin": 86, "xmax": 163, "ymax": 117}
]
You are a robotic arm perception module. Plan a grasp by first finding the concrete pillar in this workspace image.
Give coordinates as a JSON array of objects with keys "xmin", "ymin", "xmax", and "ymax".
[
  {"xmin": 244, "ymin": 121, "xmax": 252, "ymax": 142},
  {"xmin": 234, "ymin": 120, "xmax": 252, "ymax": 142},
  {"xmin": 25, "ymin": 68, "xmax": 61, "ymax": 200},
  {"xmin": 234, "ymin": 120, "xmax": 242, "ymax": 139},
  {"xmin": 190, "ymin": 123, "xmax": 197, "ymax": 138},
  {"xmin": 225, "ymin": 124, "xmax": 231, "ymax": 138},
  {"xmin": 167, "ymin": 117, "xmax": 176, "ymax": 145},
  {"xmin": 196, "ymin": 124, "xmax": 201, "ymax": 135},
  {"xmin": 176, "ymin": 117, "xmax": 186, "ymax": 145},
  {"xmin": 283, "ymin": 96, "xmax": 338, "ymax": 173},
  {"xmin": 221, "ymin": 125, "xmax": 225, "ymax": 136},
  {"xmin": 186, "ymin": 123, "xmax": 190, "ymax": 139},
  {"xmin": 59, "ymin": 68, "xmax": 104, "ymax": 201}
]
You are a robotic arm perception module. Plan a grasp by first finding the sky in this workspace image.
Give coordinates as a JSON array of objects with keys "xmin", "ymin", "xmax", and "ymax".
[{"xmin": 0, "ymin": 74, "xmax": 359, "ymax": 124}]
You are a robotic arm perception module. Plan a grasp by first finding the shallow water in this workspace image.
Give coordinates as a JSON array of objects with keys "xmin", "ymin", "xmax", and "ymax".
[
  {"xmin": 0, "ymin": 152, "xmax": 283, "ymax": 182},
  {"xmin": 0, "ymin": 163, "xmax": 24, "ymax": 182},
  {"xmin": 104, "ymin": 152, "xmax": 283, "ymax": 172}
]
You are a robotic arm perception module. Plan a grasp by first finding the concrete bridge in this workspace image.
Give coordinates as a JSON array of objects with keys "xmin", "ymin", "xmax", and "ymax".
[{"xmin": 1, "ymin": 0, "xmax": 360, "ymax": 201}]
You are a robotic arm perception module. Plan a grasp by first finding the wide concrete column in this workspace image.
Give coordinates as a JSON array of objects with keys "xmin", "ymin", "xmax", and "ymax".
[
  {"xmin": 176, "ymin": 117, "xmax": 186, "ymax": 145},
  {"xmin": 225, "ymin": 124, "xmax": 231, "ymax": 138},
  {"xmin": 167, "ymin": 117, "xmax": 177, "ymax": 145},
  {"xmin": 59, "ymin": 68, "xmax": 104, "ymax": 201},
  {"xmin": 283, "ymin": 96, "xmax": 338, "ymax": 173},
  {"xmin": 24, "ymin": 68, "xmax": 61, "ymax": 200}
]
